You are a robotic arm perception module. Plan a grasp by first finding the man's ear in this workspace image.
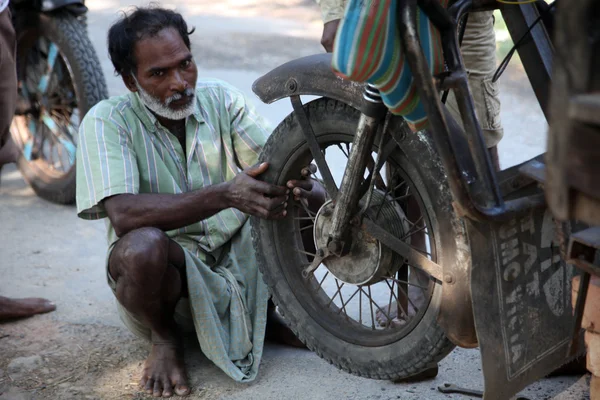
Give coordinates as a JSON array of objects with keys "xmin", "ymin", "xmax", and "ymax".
[{"xmin": 122, "ymin": 74, "xmax": 138, "ymax": 92}]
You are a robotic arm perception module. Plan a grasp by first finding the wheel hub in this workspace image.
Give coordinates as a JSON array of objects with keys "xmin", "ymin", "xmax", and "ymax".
[{"xmin": 313, "ymin": 190, "xmax": 410, "ymax": 285}]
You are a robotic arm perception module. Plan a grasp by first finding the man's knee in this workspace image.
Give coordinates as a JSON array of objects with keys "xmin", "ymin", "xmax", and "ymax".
[{"xmin": 110, "ymin": 227, "xmax": 170, "ymax": 284}]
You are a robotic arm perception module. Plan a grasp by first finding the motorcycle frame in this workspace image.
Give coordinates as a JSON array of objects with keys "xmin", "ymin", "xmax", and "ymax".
[
  {"xmin": 324, "ymin": 0, "xmax": 555, "ymax": 286},
  {"xmin": 396, "ymin": 0, "xmax": 553, "ymax": 223}
]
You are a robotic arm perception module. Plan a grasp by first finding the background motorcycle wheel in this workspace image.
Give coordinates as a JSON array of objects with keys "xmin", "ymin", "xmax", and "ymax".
[
  {"xmin": 10, "ymin": 12, "xmax": 108, "ymax": 204},
  {"xmin": 252, "ymin": 98, "xmax": 468, "ymax": 380}
]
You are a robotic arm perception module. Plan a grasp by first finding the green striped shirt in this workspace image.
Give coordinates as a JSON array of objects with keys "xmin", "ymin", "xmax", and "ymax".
[{"xmin": 76, "ymin": 79, "xmax": 270, "ymax": 251}]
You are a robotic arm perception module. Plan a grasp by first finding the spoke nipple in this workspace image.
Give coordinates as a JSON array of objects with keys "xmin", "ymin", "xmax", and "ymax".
[{"xmin": 443, "ymin": 274, "xmax": 454, "ymax": 284}]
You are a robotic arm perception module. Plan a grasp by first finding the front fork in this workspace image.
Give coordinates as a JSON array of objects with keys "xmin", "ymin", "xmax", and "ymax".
[{"xmin": 327, "ymin": 84, "xmax": 387, "ymax": 256}]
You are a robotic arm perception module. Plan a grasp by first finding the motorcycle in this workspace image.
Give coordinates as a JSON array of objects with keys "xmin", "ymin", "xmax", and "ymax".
[
  {"xmin": 9, "ymin": 0, "xmax": 107, "ymax": 204},
  {"xmin": 249, "ymin": 0, "xmax": 592, "ymax": 399}
]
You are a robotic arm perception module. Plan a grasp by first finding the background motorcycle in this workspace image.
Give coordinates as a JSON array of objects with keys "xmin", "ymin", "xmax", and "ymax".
[{"xmin": 9, "ymin": 0, "xmax": 107, "ymax": 204}]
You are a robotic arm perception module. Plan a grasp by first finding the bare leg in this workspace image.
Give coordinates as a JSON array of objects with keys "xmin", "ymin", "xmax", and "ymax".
[
  {"xmin": 109, "ymin": 227, "xmax": 190, "ymax": 398},
  {"xmin": 0, "ymin": 296, "xmax": 55, "ymax": 321},
  {"xmin": 376, "ymin": 195, "xmax": 429, "ymax": 327}
]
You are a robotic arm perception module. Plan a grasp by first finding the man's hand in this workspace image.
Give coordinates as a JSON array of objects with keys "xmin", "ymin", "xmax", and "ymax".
[
  {"xmin": 321, "ymin": 19, "xmax": 340, "ymax": 53},
  {"xmin": 286, "ymin": 164, "xmax": 327, "ymax": 211},
  {"xmin": 226, "ymin": 162, "xmax": 289, "ymax": 219}
]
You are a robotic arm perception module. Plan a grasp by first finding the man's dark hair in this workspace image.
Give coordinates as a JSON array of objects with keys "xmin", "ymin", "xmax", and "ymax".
[{"xmin": 107, "ymin": 6, "xmax": 195, "ymax": 77}]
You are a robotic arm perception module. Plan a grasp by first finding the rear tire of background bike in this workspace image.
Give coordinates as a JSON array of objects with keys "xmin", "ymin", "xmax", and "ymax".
[
  {"xmin": 252, "ymin": 98, "xmax": 467, "ymax": 380},
  {"xmin": 14, "ymin": 12, "xmax": 107, "ymax": 204}
]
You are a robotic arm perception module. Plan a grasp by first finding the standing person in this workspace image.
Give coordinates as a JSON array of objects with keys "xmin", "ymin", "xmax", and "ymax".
[
  {"xmin": 0, "ymin": 0, "xmax": 56, "ymax": 321},
  {"xmin": 315, "ymin": 0, "xmax": 503, "ymax": 170},
  {"xmin": 76, "ymin": 7, "xmax": 320, "ymax": 398}
]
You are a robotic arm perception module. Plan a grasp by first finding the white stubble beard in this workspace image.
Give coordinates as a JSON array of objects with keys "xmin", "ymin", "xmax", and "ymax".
[{"xmin": 133, "ymin": 77, "xmax": 196, "ymax": 121}]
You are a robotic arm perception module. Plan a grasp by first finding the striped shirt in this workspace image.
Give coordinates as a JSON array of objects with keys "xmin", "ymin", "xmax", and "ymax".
[{"xmin": 76, "ymin": 79, "xmax": 270, "ymax": 251}]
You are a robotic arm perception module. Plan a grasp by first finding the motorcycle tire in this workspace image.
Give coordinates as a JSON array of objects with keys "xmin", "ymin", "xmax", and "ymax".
[
  {"xmin": 12, "ymin": 12, "xmax": 107, "ymax": 204},
  {"xmin": 252, "ymin": 98, "xmax": 467, "ymax": 380}
]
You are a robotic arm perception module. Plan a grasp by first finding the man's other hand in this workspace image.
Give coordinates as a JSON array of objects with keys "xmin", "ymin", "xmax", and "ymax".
[
  {"xmin": 286, "ymin": 164, "xmax": 327, "ymax": 210},
  {"xmin": 321, "ymin": 19, "xmax": 340, "ymax": 53},
  {"xmin": 227, "ymin": 162, "xmax": 289, "ymax": 219}
]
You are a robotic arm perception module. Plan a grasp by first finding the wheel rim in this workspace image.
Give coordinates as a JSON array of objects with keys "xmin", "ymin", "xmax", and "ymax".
[
  {"xmin": 272, "ymin": 133, "xmax": 438, "ymax": 347},
  {"xmin": 11, "ymin": 35, "xmax": 79, "ymax": 176}
]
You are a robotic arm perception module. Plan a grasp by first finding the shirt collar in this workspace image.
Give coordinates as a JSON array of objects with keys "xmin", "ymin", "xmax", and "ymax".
[{"xmin": 128, "ymin": 89, "xmax": 204, "ymax": 133}]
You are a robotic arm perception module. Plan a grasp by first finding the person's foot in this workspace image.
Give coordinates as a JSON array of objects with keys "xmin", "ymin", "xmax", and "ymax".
[
  {"xmin": 375, "ymin": 299, "xmax": 439, "ymax": 383},
  {"xmin": 376, "ymin": 303, "xmax": 406, "ymax": 329},
  {"xmin": 265, "ymin": 301, "xmax": 306, "ymax": 348},
  {"xmin": 375, "ymin": 297, "xmax": 421, "ymax": 329},
  {"xmin": 0, "ymin": 296, "xmax": 56, "ymax": 321},
  {"xmin": 140, "ymin": 342, "xmax": 190, "ymax": 398}
]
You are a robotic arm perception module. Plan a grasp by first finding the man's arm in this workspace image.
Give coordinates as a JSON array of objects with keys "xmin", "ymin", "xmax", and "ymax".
[
  {"xmin": 315, "ymin": 0, "xmax": 346, "ymax": 52},
  {"xmin": 104, "ymin": 162, "xmax": 288, "ymax": 237}
]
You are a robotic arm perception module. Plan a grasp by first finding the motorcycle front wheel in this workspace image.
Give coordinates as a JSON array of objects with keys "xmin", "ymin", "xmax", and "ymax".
[
  {"xmin": 10, "ymin": 12, "xmax": 108, "ymax": 204},
  {"xmin": 252, "ymin": 98, "xmax": 468, "ymax": 380}
]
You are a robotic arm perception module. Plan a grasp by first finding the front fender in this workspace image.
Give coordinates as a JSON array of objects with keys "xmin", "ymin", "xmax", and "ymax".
[{"xmin": 252, "ymin": 53, "xmax": 366, "ymax": 111}]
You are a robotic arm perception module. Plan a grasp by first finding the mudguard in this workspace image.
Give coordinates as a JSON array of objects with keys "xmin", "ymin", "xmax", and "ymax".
[{"xmin": 252, "ymin": 53, "xmax": 367, "ymax": 112}]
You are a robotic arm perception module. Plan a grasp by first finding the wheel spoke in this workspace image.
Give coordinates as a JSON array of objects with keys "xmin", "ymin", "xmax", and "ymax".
[
  {"xmin": 396, "ymin": 280, "xmax": 420, "ymax": 314},
  {"xmin": 393, "ymin": 192, "xmax": 414, "ymax": 202},
  {"xmin": 313, "ymin": 271, "xmax": 330, "ymax": 293},
  {"xmin": 368, "ymin": 286, "xmax": 376, "ymax": 330},
  {"xmin": 299, "ymin": 223, "xmax": 314, "ymax": 232},
  {"xmin": 385, "ymin": 279, "xmax": 409, "ymax": 320},
  {"xmin": 387, "ymin": 276, "xmax": 429, "ymax": 291},
  {"xmin": 327, "ymin": 280, "xmax": 345, "ymax": 308},
  {"xmin": 401, "ymin": 224, "xmax": 427, "ymax": 242},
  {"xmin": 293, "ymin": 216, "xmax": 314, "ymax": 221},
  {"xmin": 360, "ymin": 286, "xmax": 394, "ymax": 327},
  {"xmin": 337, "ymin": 287, "xmax": 360, "ymax": 316},
  {"xmin": 404, "ymin": 215, "xmax": 424, "ymax": 229},
  {"xmin": 385, "ymin": 278, "xmax": 397, "ymax": 328},
  {"xmin": 290, "ymin": 96, "xmax": 338, "ymax": 197},
  {"xmin": 335, "ymin": 279, "xmax": 349, "ymax": 317},
  {"xmin": 336, "ymin": 143, "xmax": 350, "ymax": 158},
  {"xmin": 295, "ymin": 248, "xmax": 316, "ymax": 258},
  {"xmin": 37, "ymin": 42, "xmax": 59, "ymax": 95},
  {"xmin": 294, "ymin": 201, "xmax": 316, "ymax": 220}
]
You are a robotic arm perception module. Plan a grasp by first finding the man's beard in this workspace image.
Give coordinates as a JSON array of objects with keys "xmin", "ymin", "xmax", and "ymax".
[{"xmin": 134, "ymin": 79, "xmax": 196, "ymax": 121}]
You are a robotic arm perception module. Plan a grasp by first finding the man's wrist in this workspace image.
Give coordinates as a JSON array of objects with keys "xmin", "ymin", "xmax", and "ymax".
[{"xmin": 217, "ymin": 181, "xmax": 234, "ymax": 209}]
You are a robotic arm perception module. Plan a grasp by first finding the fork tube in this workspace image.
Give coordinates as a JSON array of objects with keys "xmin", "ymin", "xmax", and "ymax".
[{"xmin": 328, "ymin": 85, "xmax": 385, "ymax": 256}]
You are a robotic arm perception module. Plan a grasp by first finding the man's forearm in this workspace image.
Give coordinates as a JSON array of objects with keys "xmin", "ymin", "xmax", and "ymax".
[{"xmin": 104, "ymin": 183, "xmax": 231, "ymax": 237}]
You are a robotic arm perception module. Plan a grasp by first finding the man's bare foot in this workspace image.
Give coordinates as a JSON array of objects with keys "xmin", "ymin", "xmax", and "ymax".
[
  {"xmin": 140, "ymin": 343, "xmax": 190, "ymax": 398},
  {"xmin": 376, "ymin": 303, "xmax": 405, "ymax": 329},
  {"xmin": 0, "ymin": 296, "xmax": 56, "ymax": 321}
]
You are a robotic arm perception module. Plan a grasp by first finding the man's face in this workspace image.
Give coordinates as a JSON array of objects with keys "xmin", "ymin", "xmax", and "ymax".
[{"xmin": 126, "ymin": 27, "xmax": 198, "ymax": 121}]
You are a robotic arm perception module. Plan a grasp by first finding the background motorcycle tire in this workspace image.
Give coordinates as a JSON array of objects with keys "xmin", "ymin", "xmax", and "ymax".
[{"xmin": 12, "ymin": 12, "xmax": 107, "ymax": 204}]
